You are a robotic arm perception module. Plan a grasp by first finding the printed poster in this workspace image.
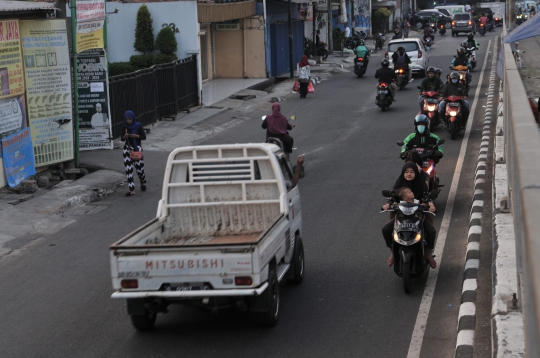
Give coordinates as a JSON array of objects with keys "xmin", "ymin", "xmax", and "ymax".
[
  {"xmin": 76, "ymin": 0, "xmax": 105, "ymax": 53},
  {"xmin": 2, "ymin": 128, "xmax": 36, "ymax": 187},
  {"xmin": 77, "ymin": 49, "xmax": 113, "ymax": 150},
  {"xmin": 0, "ymin": 95, "xmax": 27, "ymax": 159},
  {"xmin": 0, "ymin": 19, "xmax": 25, "ymax": 99},
  {"xmin": 20, "ymin": 19, "xmax": 74, "ymax": 167}
]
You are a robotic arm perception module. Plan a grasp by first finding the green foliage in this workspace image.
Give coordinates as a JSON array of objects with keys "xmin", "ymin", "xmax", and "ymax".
[
  {"xmin": 303, "ymin": 37, "xmax": 314, "ymax": 56},
  {"xmin": 129, "ymin": 54, "xmax": 153, "ymax": 69},
  {"xmin": 155, "ymin": 26, "xmax": 178, "ymax": 55},
  {"xmin": 332, "ymin": 28, "xmax": 345, "ymax": 51},
  {"xmin": 374, "ymin": 8, "xmax": 392, "ymax": 22},
  {"xmin": 134, "ymin": 4, "xmax": 154, "ymax": 54},
  {"xmin": 153, "ymin": 53, "xmax": 177, "ymax": 65},
  {"xmin": 109, "ymin": 62, "xmax": 137, "ymax": 77}
]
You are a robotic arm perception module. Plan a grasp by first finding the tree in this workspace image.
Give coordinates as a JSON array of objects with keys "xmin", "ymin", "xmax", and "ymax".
[
  {"xmin": 155, "ymin": 26, "xmax": 177, "ymax": 55},
  {"xmin": 374, "ymin": 8, "xmax": 392, "ymax": 33},
  {"xmin": 134, "ymin": 4, "xmax": 154, "ymax": 55}
]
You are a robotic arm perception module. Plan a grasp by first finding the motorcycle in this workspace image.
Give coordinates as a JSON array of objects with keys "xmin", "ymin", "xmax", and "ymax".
[
  {"xmin": 417, "ymin": 87, "xmax": 441, "ymax": 132},
  {"xmin": 450, "ymin": 65, "xmax": 470, "ymax": 87},
  {"xmin": 261, "ymin": 115, "xmax": 296, "ymax": 158},
  {"xmin": 353, "ymin": 53, "xmax": 369, "ymax": 78},
  {"xmin": 376, "ymin": 82, "xmax": 393, "ymax": 112},
  {"xmin": 380, "ymin": 189, "xmax": 439, "ymax": 294},
  {"xmin": 439, "ymin": 24, "xmax": 446, "ymax": 35},
  {"xmin": 479, "ymin": 22, "xmax": 486, "ymax": 36},
  {"xmin": 466, "ymin": 47, "xmax": 477, "ymax": 70},
  {"xmin": 442, "ymin": 95, "xmax": 465, "ymax": 140},
  {"xmin": 395, "ymin": 67, "xmax": 408, "ymax": 90},
  {"xmin": 424, "ymin": 35, "xmax": 432, "ymax": 51},
  {"xmin": 397, "ymin": 140, "xmax": 445, "ymax": 193},
  {"xmin": 315, "ymin": 44, "xmax": 329, "ymax": 60},
  {"xmin": 375, "ymin": 33, "xmax": 385, "ymax": 50}
]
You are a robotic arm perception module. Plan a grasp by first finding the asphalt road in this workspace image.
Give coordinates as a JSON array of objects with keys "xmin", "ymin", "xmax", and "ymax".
[{"xmin": 0, "ymin": 30, "xmax": 498, "ymax": 357}]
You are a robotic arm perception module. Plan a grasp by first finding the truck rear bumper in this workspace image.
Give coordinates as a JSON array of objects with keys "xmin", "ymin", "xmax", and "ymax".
[{"xmin": 111, "ymin": 282, "xmax": 269, "ymax": 299}]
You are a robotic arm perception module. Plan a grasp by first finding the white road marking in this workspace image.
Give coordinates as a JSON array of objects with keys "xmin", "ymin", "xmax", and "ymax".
[{"xmin": 406, "ymin": 39, "xmax": 492, "ymax": 358}]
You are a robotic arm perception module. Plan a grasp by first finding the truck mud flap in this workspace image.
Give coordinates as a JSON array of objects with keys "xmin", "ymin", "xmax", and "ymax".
[{"xmin": 127, "ymin": 298, "xmax": 146, "ymax": 315}]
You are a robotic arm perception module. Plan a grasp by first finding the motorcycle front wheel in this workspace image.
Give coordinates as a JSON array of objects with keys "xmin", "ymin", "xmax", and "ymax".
[
  {"xmin": 402, "ymin": 259, "xmax": 411, "ymax": 294},
  {"xmin": 450, "ymin": 121, "xmax": 459, "ymax": 140}
]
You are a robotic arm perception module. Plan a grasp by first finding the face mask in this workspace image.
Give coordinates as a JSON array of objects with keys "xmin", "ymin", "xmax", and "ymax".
[
  {"xmin": 417, "ymin": 125, "xmax": 426, "ymax": 134},
  {"xmin": 451, "ymin": 78, "xmax": 458, "ymax": 84}
]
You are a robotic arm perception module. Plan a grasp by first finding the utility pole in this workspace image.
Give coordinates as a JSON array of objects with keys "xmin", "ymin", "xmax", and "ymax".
[
  {"xmin": 327, "ymin": 0, "xmax": 333, "ymax": 54},
  {"xmin": 313, "ymin": 2, "xmax": 317, "ymax": 56},
  {"xmin": 70, "ymin": 0, "xmax": 80, "ymax": 167},
  {"xmin": 288, "ymin": 0, "xmax": 294, "ymax": 78}
]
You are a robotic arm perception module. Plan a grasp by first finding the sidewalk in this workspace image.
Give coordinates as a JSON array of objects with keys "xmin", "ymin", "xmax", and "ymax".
[{"xmin": 515, "ymin": 36, "xmax": 540, "ymax": 107}]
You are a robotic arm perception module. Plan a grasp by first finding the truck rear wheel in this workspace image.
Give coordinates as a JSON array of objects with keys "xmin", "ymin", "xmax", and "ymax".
[
  {"xmin": 130, "ymin": 311, "xmax": 157, "ymax": 331},
  {"xmin": 287, "ymin": 237, "xmax": 305, "ymax": 284},
  {"xmin": 256, "ymin": 265, "xmax": 280, "ymax": 327}
]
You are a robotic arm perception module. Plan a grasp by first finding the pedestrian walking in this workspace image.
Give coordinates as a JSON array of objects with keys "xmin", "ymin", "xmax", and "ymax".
[
  {"xmin": 297, "ymin": 55, "xmax": 311, "ymax": 98},
  {"xmin": 403, "ymin": 18, "xmax": 411, "ymax": 38},
  {"xmin": 122, "ymin": 110, "xmax": 147, "ymax": 197}
]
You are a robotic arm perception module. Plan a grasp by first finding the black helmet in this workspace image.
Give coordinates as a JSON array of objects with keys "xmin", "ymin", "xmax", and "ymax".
[
  {"xmin": 381, "ymin": 58, "xmax": 390, "ymax": 67},
  {"xmin": 359, "ymin": 39, "xmax": 365, "ymax": 46},
  {"xmin": 414, "ymin": 114, "xmax": 429, "ymax": 133},
  {"xmin": 397, "ymin": 46, "xmax": 405, "ymax": 52},
  {"xmin": 450, "ymin": 71, "xmax": 460, "ymax": 81},
  {"xmin": 457, "ymin": 47, "xmax": 466, "ymax": 56},
  {"xmin": 460, "ymin": 41, "xmax": 468, "ymax": 48},
  {"xmin": 435, "ymin": 68, "xmax": 443, "ymax": 75},
  {"xmin": 427, "ymin": 66, "xmax": 436, "ymax": 74},
  {"xmin": 395, "ymin": 29, "xmax": 400, "ymax": 34},
  {"xmin": 467, "ymin": 32, "xmax": 474, "ymax": 40}
]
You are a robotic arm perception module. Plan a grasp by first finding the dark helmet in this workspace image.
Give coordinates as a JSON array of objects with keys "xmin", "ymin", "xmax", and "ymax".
[
  {"xmin": 427, "ymin": 66, "xmax": 436, "ymax": 74},
  {"xmin": 457, "ymin": 47, "xmax": 466, "ymax": 56},
  {"xmin": 397, "ymin": 46, "xmax": 405, "ymax": 53},
  {"xmin": 395, "ymin": 29, "xmax": 400, "ymax": 34},
  {"xmin": 414, "ymin": 114, "xmax": 429, "ymax": 133},
  {"xmin": 467, "ymin": 32, "xmax": 474, "ymax": 40},
  {"xmin": 435, "ymin": 68, "xmax": 443, "ymax": 75},
  {"xmin": 460, "ymin": 41, "xmax": 468, "ymax": 48},
  {"xmin": 381, "ymin": 58, "xmax": 390, "ymax": 67},
  {"xmin": 450, "ymin": 71, "xmax": 460, "ymax": 81},
  {"xmin": 359, "ymin": 39, "xmax": 365, "ymax": 46},
  {"xmin": 481, "ymin": 13, "xmax": 485, "ymax": 16}
]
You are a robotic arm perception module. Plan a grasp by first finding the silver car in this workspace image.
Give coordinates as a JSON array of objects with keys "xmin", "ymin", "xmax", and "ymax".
[
  {"xmin": 451, "ymin": 13, "xmax": 476, "ymax": 36},
  {"xmin": 385, "ymin": 39, "xmax": 430, "ymax": 77}
]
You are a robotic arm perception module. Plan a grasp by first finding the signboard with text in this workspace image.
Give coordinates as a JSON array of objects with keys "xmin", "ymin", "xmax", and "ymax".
[
  {"xmin": 0, "ymin": 19, "xmax": 25, "ymax": 99},
  {"xmin": 76, "ymin": 0, "xmax": 105, "ymax": 53},
  {"xmin": 0, "ymin": 95, "xmax": 27, "ymax": 159},
  {"xmin": 77, "ymin": 49, "xmax": 112, "ymax": 150},
  {"xmin": 20, "ymin": 19, "xmax": 74, "ymax": 167},
  {"xmin": 2, "ymin": 128, "xmax": 36, "ymax": 187}
]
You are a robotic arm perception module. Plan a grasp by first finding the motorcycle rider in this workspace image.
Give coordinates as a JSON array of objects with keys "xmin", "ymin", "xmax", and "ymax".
[
  {"xmin": 451, "ymin": 47, "xmax": 472, "ymax": 86},
  {"xmin": 262, "ymin": 102, "xmax": 295, "ymax": 153},
  {"xmin": 391, "ymin": 28, "xmax": 401, "ymax": 40},
  {"xmin": 375, "ymin": 58, "xmax": 398, "ymax": 101},
  {"xmin": 354, "ymin": 39, "xmax": 370, "ymax": 68},
  {"xmin": 479, "ymin": 13, "xmax": 488, "ymax": 33},
  {"xmin": 438, "ymin": 71, "xmax": 470, "ymax": 129},
  {"xmin": 487, "ymin": 11, "xmax": 495, "ymax": 30},
  {"xmin": 418, "ymin": 67, "xmax": 444, "ymax": 118},
  {"xmin": 436, "ymin": 14, "xmax": 446, "ymax": 33},
  {"xmin": 423, "ymin": 24, "xmax": 435, "ymax": 44},
  {"xmin": 400, "ymin": 114, "xmax": 444, "ymax": 161},
  {"xmin": 435, "ymin": 68, "xmax": 443, "ymax": 80},
  {"xmin": 391, "ymin": 46, "xmax": 412, "ymax": 82}
]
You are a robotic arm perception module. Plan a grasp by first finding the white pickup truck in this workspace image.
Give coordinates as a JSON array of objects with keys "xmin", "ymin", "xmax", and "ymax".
[{"xmin": 110, "ymin": 144, "xmax": 305, "ymax": 330}]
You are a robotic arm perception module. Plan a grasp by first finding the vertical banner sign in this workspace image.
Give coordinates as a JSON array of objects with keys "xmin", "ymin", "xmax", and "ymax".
[
  {"xmin": 20, "ymin": 19, "xmax": 74, "ymax": 167},
  {"xmin": 0, "ymin": 95, "xmax": 27, "ymax": 159},
  {"xmin": 2, "ymin": 128, "xmax": 36, "ymax": 187},
  {"xmin": 0, "ymin": 20, "xmax": 25, "ymax": 99},
  {"xmin": 76, "ymin": 0, "xmax": 106, "ymax": 53},
  {"xmin": 77, "ymin": 49, "xmax": 112, "ymax": 150}
]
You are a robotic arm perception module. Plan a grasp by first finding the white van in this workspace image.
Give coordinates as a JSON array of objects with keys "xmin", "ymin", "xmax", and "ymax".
[{"xmin": 435, "ymin": 5, "xmax": 466, "ymax": 18}]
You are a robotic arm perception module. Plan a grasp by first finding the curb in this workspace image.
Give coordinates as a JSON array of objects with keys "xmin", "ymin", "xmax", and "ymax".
[{"xmin": 454, "ymin": 38, "xmax": 499, "ymax": 358}]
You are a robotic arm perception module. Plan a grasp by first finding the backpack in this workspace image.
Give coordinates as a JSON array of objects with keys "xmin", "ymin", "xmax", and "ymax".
[{"xmin": 396, "ymin": 54, "xmax": 407, "ymax": 67}]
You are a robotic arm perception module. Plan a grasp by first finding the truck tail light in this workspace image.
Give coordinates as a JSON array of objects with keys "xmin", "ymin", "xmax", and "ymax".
[
  {"xmin": 235, "ymin": 276, "xmax": 253, "ymax": 286},
  {"xmin": 121, "ymin": 279, "xmax": 138, "ymax": 289}
]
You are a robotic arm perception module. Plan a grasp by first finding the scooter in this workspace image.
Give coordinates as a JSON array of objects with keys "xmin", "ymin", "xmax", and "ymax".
[
  {"xmin": 397, "ymin": 140, "xmax": 445, "ymax": 193},
  {"xmin": 353, "ymin": 53, "xmax": 369, "ymax": 78},
  {"xmin": 375, "ymin": 33, "xmax": 385, "ymax": 50},
  {"xmin": 479, "ymin": 22, "xmax": 486, "ymax": 36},
  {"xmin": 424, "ymin": 35, "xmax": 432, "ymax": 51},
  {"xmin": 262, "ymin": 115, "xmax": 296, "ymax": 157},
  {"xmin": 376, "ymin": 82, "xmax": 394, "ymax": 112},
  {"xmin": 315, "ymin": 44, "xmax": 328, "ymax": 60},
  {"xmin": 380, "ymin": 189, "xmax": 438, "ymax": 294},
  {"xmin": 418, "ymin": 87, "xmax": 441, "ymax": 132},
  {"xmin": 450, "ymin": 65, "xmax": 471, "ymax": 87},
  {"xmin": 442, "ymin": 95, "xmax": 465, "ymax": 140},
  {"xmin": 395, "ymin": 67, "xmax": 408, "ymax": 90},
  {"xmin": 439, "ymin": 24, "xmax": 446, "ymax": 35}
]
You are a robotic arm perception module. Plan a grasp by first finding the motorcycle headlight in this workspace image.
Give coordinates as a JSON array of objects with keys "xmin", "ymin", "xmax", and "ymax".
[
  {"xmin": 426, "ymin": 163, "xmax": 435, "ymax": 174},
  {"xmin": 393, "ymin": 231, "xmax": 422, "ymax": 245},
  {"xmin": 398, "ymin": 205, "xmax": 418, "ymax": 215},
  {"xmin": 426, "ymin": 104, "xmax": 437, "ymax": 111},
  {"xmin": 449, "ymin": 111, "xmax": 458, "ymax": 116}
]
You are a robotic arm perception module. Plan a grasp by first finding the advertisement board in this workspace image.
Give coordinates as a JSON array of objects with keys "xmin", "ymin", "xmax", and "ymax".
[
  {"xmin": 20, "ymin": 19, "xmax": 74, "ymax": 167},
  {"xmin": 77, "ymin": 49, "xmax": 112, "ymax": 150},
  {"xmin": 0, "ymin": 95, "xmax": 26, "ymax": 159},
  {"xmin": 76, "ymin": 0, "xmax": 105, "ymax": 53},
  {"xmin": 1, "ymin": 128, "xmax": 36, "ymax": 187},
  {"xmin": 0, "ymin": 19, "xmax": 25, "ymax": 99}
]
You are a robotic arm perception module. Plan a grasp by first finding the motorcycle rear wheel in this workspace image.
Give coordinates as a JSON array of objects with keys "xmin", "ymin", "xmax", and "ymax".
[{"xmin": 317, "ymin": 49, "xmax": 328, "ymax": 60}]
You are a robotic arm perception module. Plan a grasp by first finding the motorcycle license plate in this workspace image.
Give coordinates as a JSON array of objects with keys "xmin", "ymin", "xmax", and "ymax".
[
  {"xmin": 378, "ymin": 90, "xmax": 388, "ymax": 94},
  {"xmin": 399, "ymin": 223, "xmax": 419, "ymax": 230},
  {"xmin": 415, "ymin": 148, "xmax": 424, "ymax": 153}
]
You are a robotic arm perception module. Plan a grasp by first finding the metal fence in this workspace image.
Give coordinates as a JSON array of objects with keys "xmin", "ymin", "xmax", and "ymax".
[
  {"xmin": 502, "ymin": 38, "xmax": 540, "ymax": 356},
  {"xmin": 108, "ymin": 55, "xmax": 198, "ymax": 139}
]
